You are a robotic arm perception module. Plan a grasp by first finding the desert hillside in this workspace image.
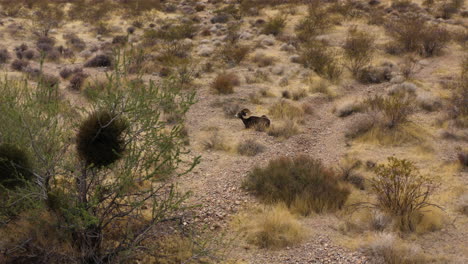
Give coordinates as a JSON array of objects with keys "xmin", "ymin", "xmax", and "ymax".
[{"xmin": 0, "ymin": 0, "xmax": 467, "ymax": 263}]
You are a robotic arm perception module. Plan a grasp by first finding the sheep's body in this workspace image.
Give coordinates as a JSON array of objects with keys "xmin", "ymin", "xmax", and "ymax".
[{"xmin": 236, "ymin": 109, "xmax": 271, "ymax": 129}]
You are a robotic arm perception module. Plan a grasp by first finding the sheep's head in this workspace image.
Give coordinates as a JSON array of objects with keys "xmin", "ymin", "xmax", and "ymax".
[{"xmin": 236, "ymin": 109, "xmax": 251, "ymax": 118}]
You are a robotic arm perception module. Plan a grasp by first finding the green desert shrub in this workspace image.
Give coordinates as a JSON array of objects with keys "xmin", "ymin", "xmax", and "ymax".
[
  {"xmin": 299, "ymin": 41, "xmax": 343, "ymax": 81},
  {"xmin": 295, "ymin": 4, "xmax": 333, "ymax": 42},
  {"xmin": 0, "ymin": 143, "xmax": 33, "ymax": 189},
  {"xmin": 76, "ymin": 110, "xmax": 129, "ymax": 167},
  {"xmin": 243, "ymin": 155, "xmax": 351, "ymax": 215},
  {"xmin": 262, "ymin": 14, "xmax": 287, "ymax": 36},
  {"xmin": 343, "ymin": 27, "xmax": 375, "ymax": 77}
]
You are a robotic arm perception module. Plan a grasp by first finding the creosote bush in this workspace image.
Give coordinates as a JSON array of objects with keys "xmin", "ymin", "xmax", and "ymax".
[
  {"xmin": 343, "ymin": 27, "xmax": 375, "ymax": 77},
  {"xmin": 295, "ymin": 4, "xmax": 333, "ymax": 42},
  {"xmin": 84, "ymin": 54, "xmax": 112, "ymax": 68},
  {"xmin": 299, "ymin": 40, "xmax": 342, "ymax": 81},
  {"xmin": 363, "ymin": 91, "xmax": 414, "ymax": 129},
  {"xmin": 0, "ymin": 143, "xmax": 33, "ymax": 189},
  {"xmin": 220, "ymin": 43, "xmax": 250, "ymax": 65},
  {"xmin": 261, "ymin": 14, "xmax": 287, "ymax": 36},
  {"xmin": 243, "ymin": 155, "xmax": 351, "ymax": 215},
  {"xmin": 76, "ymin": 110, "xmax": 128, "ymax": 167},
  {"xmin": 369, "ymin": 157, "xmax": 439, "ymax": 232}
]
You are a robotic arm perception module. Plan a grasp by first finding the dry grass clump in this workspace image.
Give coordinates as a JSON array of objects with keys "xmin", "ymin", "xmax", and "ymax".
[
  {"xmin": 368, "ymin": 157, "xmax": 439, "ymax": 232},
  {"xmin": 299, "ymin": 41, "xmax": 343, "ymax": 81},
  {"xmin": 68, "ymin": 72, "xmax": 89, "ymax": 91},
  {"xmin": 237, "ymin": 139, "xmax": 266, "ymax": 156},
  {"xmin": 145, "ymin": 22, "xmax": 198, "ymax": 42},
  {"xmin": 267, "ymin": 121, "xmax": 300, "ymax": 139},
  {"xmin": 252, "ymin": 52, "xmax": 275, "ymax": 67},
  {"xmin": 362, "ymin": 233, "xmax": 436, "ymax": 264},
  {"xmin": 202, "ymin": 132, "xmax": 231, "ymax": 152},
  {"xmin": 343, "ymin": 27, "xmax": 375, "ymax": 77},
  {"xmin": 295, "ymin": 4, "xmax": 333, "ymax": 42},
  {"xmin": 236, "ymin": 205, "xmax": 305, "ymax": 249},
  {"xmin": 261, "ymin": 14, "xmax": 287, "ymax": 36},
  {"xmin": 268, "ymin": 100, "xmax": 304, "ymax": 120},
  {"xmin": 447, "ymin": 57, "xmax": 468, "ymax": 127},
  {"xmin": 212, "ymin": 72, "xmax": 239, "ymax": 94},
  {"xmin": 335, "ymin": 101, "xmax": 363, "ymax": 117},
  {"xmin": 345, "ymin": 113, "xmax": 376, "ymax": 139},
  {"xmin": 243, "ymin": 155, "xmax": 350, "ymax": 215},
  {"xmin": 220, "ymin": 43, "xmax": 250, "ymax": 65}
]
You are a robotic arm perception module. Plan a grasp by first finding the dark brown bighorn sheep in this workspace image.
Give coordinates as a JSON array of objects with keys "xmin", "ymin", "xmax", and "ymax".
[{"xmin": 236, "ymin": 109, "xmax": 271, "ymax": 129}]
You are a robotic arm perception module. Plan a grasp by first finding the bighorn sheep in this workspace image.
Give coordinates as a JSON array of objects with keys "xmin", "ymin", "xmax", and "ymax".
[{"xmin": 236, "ymin": 109, "xmax": 270, "ymax": 129}]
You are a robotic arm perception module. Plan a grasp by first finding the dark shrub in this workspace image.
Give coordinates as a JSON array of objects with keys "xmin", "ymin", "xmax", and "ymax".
[
  {"xmin": 76, "ymin": 110, "xmax": 128, "ymax": 167},
  {"xmin": 10, "ymin": 59, "xmax": 29, "ymax": 71},
  {"xmin": 68, "ymin": 72, "xmax": 88, "ymax": 91},
  {"xmin": 36, "ymin": 36, "xmax": 55, "ymax": 52},
  {"xmin": 0, "ymin": 143, "xmax": 33, "ymax": 189},
  {"xmin": 419, "ymin": 25, "xmax": 450, "ymax": 57},
  {"xmin": 243, "ymin": 155, "xmax": 351, "ymax": 215},
  {"xmin": 64, "ymin": 33, "xmax": 86, "ymax": 51},
  {"xmin": 60, "ymin": 67, "xmax": 83, "ymax": 79},
  {"xmin": 112, "ymin": 35, "xmax": 128, "ymax": 45},
  {"xmin": 458, "ymin": 151, "xmax": 468, "ymax": 168},
  {"xmin": 84, "ymin": 54, "xmax": 112, "ymax": 67},
  {"xmin": 0, "ymin": 49, "xmax": 10, "ymax": 64},
  {"xmin": 237, "ymin": 139, "xmax": 266, "ymax": 156},
  {"xmin": 295, "ymin": 4, "xmax": 333, "ymax": 42},
  {"xmin": 127, "ymin": 26, "xmax": 136, "ymax": 34},
  {"xmin": 262, "ymin": 14, "xmax": 287, "ymax": 36},
  {"xmin": 357, "ymin": 65, "xmax": 392, "ymax": 84},
  {"xmin": 23, "ymin": 50, "xmax": 35, "ymax": 60},
  {"xmin": 14, "ymin": 43, "xmax": 28, "ymax": 59}
]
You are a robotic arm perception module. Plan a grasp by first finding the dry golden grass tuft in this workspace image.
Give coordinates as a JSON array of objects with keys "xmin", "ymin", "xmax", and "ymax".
[
  {"xmin": 268, "ymin": 100, "xmax": 304, "ymax": 120},
  {"xmin": 362, "ymin": 233, "xmax": 444, "ymax": 264},
  {"xmin": 234, "ymin": 204, "xmax": 306, "ymax": 249},
  {"xmin": 267, "ymin": 120, "xmax": 300, "ymax": 139}
]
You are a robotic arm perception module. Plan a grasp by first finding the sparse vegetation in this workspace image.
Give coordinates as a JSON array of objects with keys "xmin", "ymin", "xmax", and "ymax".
[
  {"xmin": 267, "ymin": 121, "xmax": 300, "ymax": 139},
  {"xmin": 368, "ymin": 157, "xmax": 439, "ymax": 232},
  {"xmin": 237, "ymin": 139, "xmax": 266, "ymax": 156},
  {"xmin": 343, "ymin": 27, "xmax": 375, "ymax": 77},
  {"xmin": 261, "ymin": 14, "xmax": 287, "ymax": 36},
  {"xmin": 237, "ymin": 205, "xmax": 305, "ymax": 249},
  {"xmin": 212, "ymin": 72, "xmax": 239, "ymax": 94},
  {"xmin": 299, "ymin": 40, "xmax": 343, "ymax": 81},
  {"xmin": 268, "ymin": 100, "xmax": 304, "ymax": 120},
  {"xmin": 243, "ymin": 155, "xmax": 350, "ymax": 215}
]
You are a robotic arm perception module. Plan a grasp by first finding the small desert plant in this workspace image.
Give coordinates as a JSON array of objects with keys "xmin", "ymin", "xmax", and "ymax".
[
  {"xmin": 202, "ymin": 132, "xmax": 230, "ymax": 152},
  {"xmin": 295, "ymin": 4, "xmax": 333, "ymax": 42},
  {"xmin": 419, "ymin": 24, "xmax": 451, "ymax": 57},
  {"xmin": 237, "ymin": 139, "xmax": 266, "ymax": 156},
  {"xmin": 268, "ymin": 100, "xmax": 304, "ymax": 120},
  {"xmin": 84, "ymin": 54, "xmax": 112, "ymax": 68},
  {"xmin": 223, "ymin": 103, "xmax": 242, "ymax": 118},
  {"xmin": 59, "ymin": 67, "xmax": 83, "ymax": 79},
  {"xmin": 335, "ymin": 101, "xmax": 363, "ymax": 117},
  {"xmin": 211, "ymin": 72, "xmax": 239, "ymax": 94},
  {"xmin": 363, "ymin": 233, "xmax": 435, "ymax": 264},
  {"xmin": 345, "ymin": 113, "xmax": 376, "ymax": 139},
  {"xmin": 267, "ymin": 121, "xmax": 300, "ymax": 139},
  {"xmin": 343, "ymin": 27, "xmax": 375, "ymax": 77},
  {"xmin": 76, "ymin": 110, "xmax": 129, "ymax": 167},
  {"xmin": 0, "ymin": 143, "xmax": 33, "ymax": 189},
  {"xmin": 458, "ymin": 151, "xmax": 468, "ymax": 168},
  {"xmin": 261, "ymin": 14, "xmax": 287, "ymax": 36},
  {"xmin": 0, "ymin": 49, "xmax": 10, "ymax": 64},
  {"xmin": 243, "ymin": 155, "xmax": 351, "ymax": 215},
  {"xmin": 220, "ymin": 43, "xmax": 250, "ymax": 65},
  {"xmin": 238, "ymin": 205, "xmax": 305, "ymax": 249},
  {"xmin": 364, "ymin": 91, "xmax": 414, "ymax": 129},
  {"xmin": 368, "ymin": 157, "xmax": 439, "ymax": 232},
  {"xmin": 10, "ymin": 59, "xmax": 29, "ymax": 71},
  {"xmin": 299, "ymin": 41, "xmax": 343, "ymax": 81},
  {"xmin": 64, "ymin": 33, "xmax": 86, "ymax": 51},
  {"xmin": 252, "ymin": 52, "xmax": 275, "ymax": 67},
  {"xmin": 146, "ymin": 22, "xmax": 198, "ymax": 42},
  {"xmin": 68, "ymin": 72, "xmax": 88, "ymax": 91}
]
